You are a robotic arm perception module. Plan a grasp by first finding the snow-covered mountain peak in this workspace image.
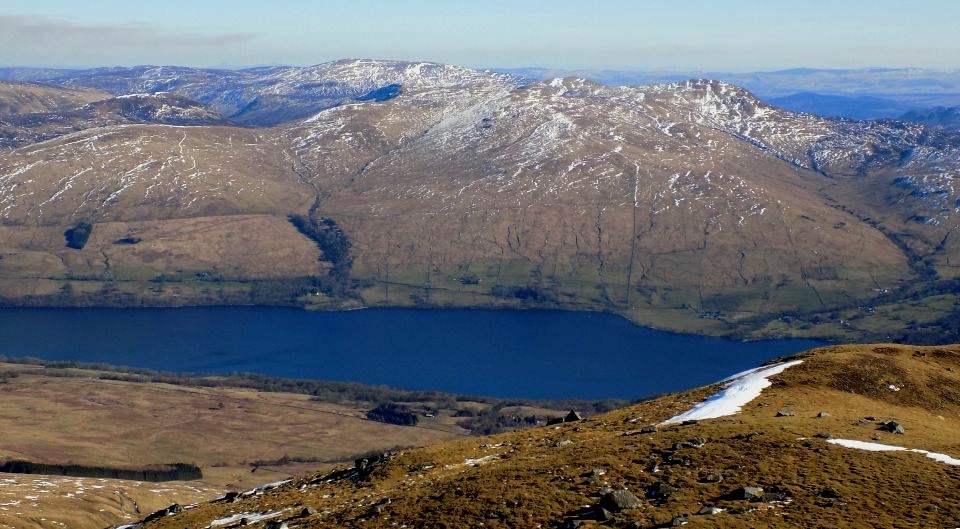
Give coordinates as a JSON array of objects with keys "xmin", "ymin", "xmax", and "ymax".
[
  {"xmin": 541, "ymin": 76, "xmax": 607, "ymax": 97},
  {"xmin": 266, "ymin": 59, "xmax": 519, "ymax": 92},
  {"xmin": 660, "ymin": 79, "xmax": 771, "ymax": 119}
]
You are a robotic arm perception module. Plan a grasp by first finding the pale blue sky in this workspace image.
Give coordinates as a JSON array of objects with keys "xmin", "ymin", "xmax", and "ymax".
[{"xmin": 2, "ymin": 0, "xmax": 958, "ymax": 71}]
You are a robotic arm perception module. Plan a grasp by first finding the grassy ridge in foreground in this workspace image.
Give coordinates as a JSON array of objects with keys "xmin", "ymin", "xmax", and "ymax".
[{"xmin": 136, "ymin": 343, "xmax": 960, "ymax": 529}]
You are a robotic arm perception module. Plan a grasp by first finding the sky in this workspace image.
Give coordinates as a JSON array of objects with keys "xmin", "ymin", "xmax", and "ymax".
[{"xmin": 2, "ymin": 0, "xmax": 959, "ymax": 72}]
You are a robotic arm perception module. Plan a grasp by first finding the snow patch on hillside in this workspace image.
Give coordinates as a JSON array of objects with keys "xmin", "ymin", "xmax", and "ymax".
[
  {"xmin": 209, "ymin": 510, "xmax": 283, "ymax": 527},
  {"xmin": 827, "ymin": 439, "xmax": 960, "ymax": 465},
  {"xmin": 660, "ymin": 360, "xmax": 804, "ymax": 425}
]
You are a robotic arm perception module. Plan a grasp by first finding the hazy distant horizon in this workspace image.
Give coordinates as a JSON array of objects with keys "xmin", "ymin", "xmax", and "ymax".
[
  {"xmin": 4, "ymin": 60, "xmax": 959, "ymax": 78},
  {"xmin": 2, "ymin": 0, "xmax": 959, "ymax": 72},
  {"xmin": 3, "ymin": 61, "xmax": 958, "ymax": 77}
]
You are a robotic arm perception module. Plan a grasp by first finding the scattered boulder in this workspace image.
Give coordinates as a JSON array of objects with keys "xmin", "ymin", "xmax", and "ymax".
[
  {"xmin": 734, "ymin": 431, "xmax": 762, "ymax": 441},
  {"xmin": 564, "ymin": 410, "xmax": 583, "ymax": 422},
  {"xmin": 592, "ymin": 505, "xmax": 615, "ymax": 522},
  {"xmin": 582, "ymin": 467, "xmax": 606, "ymax": 484},
  {"xmin": 817, "ymin": 411, "xmax": 830, "ymax": 418},
  {"xmin": 697, "ymin": 505, "xmax": 724, "ymax": 515},
  {"xmin": 355, "ymin": 452, "xmax": 391, "ymax": 472},
  {"xmin": 556, "ymin": 439, "xmax": 573, "ymax": 447},
  {"xmin": 700, "ymin": 472, "xmax": 723, "ymax": 483},
  {"xmin": 673, "ymin": 437, "xmax": 707, "ymax": 450},
  {"xmin": 819, "ymin": 488, "xmax": 841, "ymax": 499},
  {"xmin": 776, "ymin": 410, "xmax": 796, "ymax": 417},
  {"xmin": 142, "ymin": 504, "xmax": 182, "ymax": 523},
  {"xmin": 762, "ymin": 490, "xmax": 790, "ymax": 503},
  {"xmin": 726, "ymin": 486, "xmax": 764, "ymax": 501},
  {"xmin": 663, "ymin": 455, "xmax": 690, "ymax": 466},
  {"xmin": 814, "ymin": 432, "xmax": 832, "ymax": 439},
  {"xmin": 583, "ymin": 468, "xmax": 606, "ymax": 485},
  {"xmin": 409, "ymin": 461, "xmax": 436, "ymax": 472},
  {"xmin": 816, "ymin": 489, "xmax": 844, "ymax": 507},
  {"xmin": 883, "ymin": 421, "xmax": 905, "ymax": 434},
  {"xmin": 216, "ymin": 491, "xmax": 240, "ymax": 503},
  {"xmin": 645, "ymin": 482, "xmax": 679, "ymax": 502},
  {"xmin": 600, "ymin": 489, "xmax": 644, "ymax": 512},
  {"xmin": 671, "ymin": 515, "xmax": 689, "ymax": 526},
  {"xmin": 641, "ymin": 424, "xmax": 659, "ymax": 434},
  {"xmin": 740, "ymin": 487, "xmax": 764, "ymax": 500},
  {"xmin": 300, "ymin": 506, "xmax": 318, "ymax": 516},
  {"xmin": 264, "ymin": 522, "xmax": 289, "ymax": 529}
]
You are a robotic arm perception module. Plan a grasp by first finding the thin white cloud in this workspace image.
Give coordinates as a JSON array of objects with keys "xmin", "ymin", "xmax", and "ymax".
[{"xmin": 0, "ymin": 15, "xmax": 256, "ymax": 64}]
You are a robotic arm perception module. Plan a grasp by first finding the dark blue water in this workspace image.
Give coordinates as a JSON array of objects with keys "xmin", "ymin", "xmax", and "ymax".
[{"xmin": 0, "ymin": 307, "xmax": 822, "ymax": 400}]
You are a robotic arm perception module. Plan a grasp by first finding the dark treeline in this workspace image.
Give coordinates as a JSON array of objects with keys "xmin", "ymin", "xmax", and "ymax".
[
  {"xmin": 288, "ymin": 215, "xmax": 350, "ymax": 266},
  {"xmin": 893, "ymin": 306, "xmax": 960, "ymax": 344},
  {"xmin": 248, "ymin": 454, "xmax": 327, "ymax": 467},
  {"xmin": 64, "ymin": 221, "xmax": 93, "ymax": 250},
  {"xmin": 366, "ymin": 403, "xmax": 419, "ymax": 426},
  {"xmin": 288, "ymin": 214, "xmax": 353, "ymax": 296},
  {"xmin": 456, "ymin": 410, "xmax": 543, "ymax": 435},
  {"xmin": 0, "ymin": 460, "xmax": 202, "ymax": 482},
  {"xmin": 490, "ymin": 284, "xmax": 560, "ymax": 304}
]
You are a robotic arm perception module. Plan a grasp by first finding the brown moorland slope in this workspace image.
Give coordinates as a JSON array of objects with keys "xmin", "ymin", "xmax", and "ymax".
[
  {"xmin": 0, "ymin": 362, "xmax": 472, "ymax": 529},
  {"xmin": 0, "ymin": 82, "xmax": 226, "ymax": 148},
  {"xmin": 0, "ymin": 82, "xmax": 109, "ymax": 116},
  {"xmin": 136, "ymin": 343, "xmax": 960, "ymax": 529}
]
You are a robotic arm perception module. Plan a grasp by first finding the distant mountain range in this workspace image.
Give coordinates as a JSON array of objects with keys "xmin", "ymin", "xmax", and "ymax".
[
  {"xmin": 496, "ymin": 67, "xmax": 960, "ymax": 121},
  {"xmin": 764, "ymin": 92, "xmax": 913, "ymax": 120},
  {"xmin": 901, "ymin": 105, "xmax": 960, "ymax": 130},
  {"xmin": 6, "ymin": 65, "xmax": 960, "ymax": 121},
  {"xmin": 1, "ymin": 60, "xmax": 959, "ymax": 342}
]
